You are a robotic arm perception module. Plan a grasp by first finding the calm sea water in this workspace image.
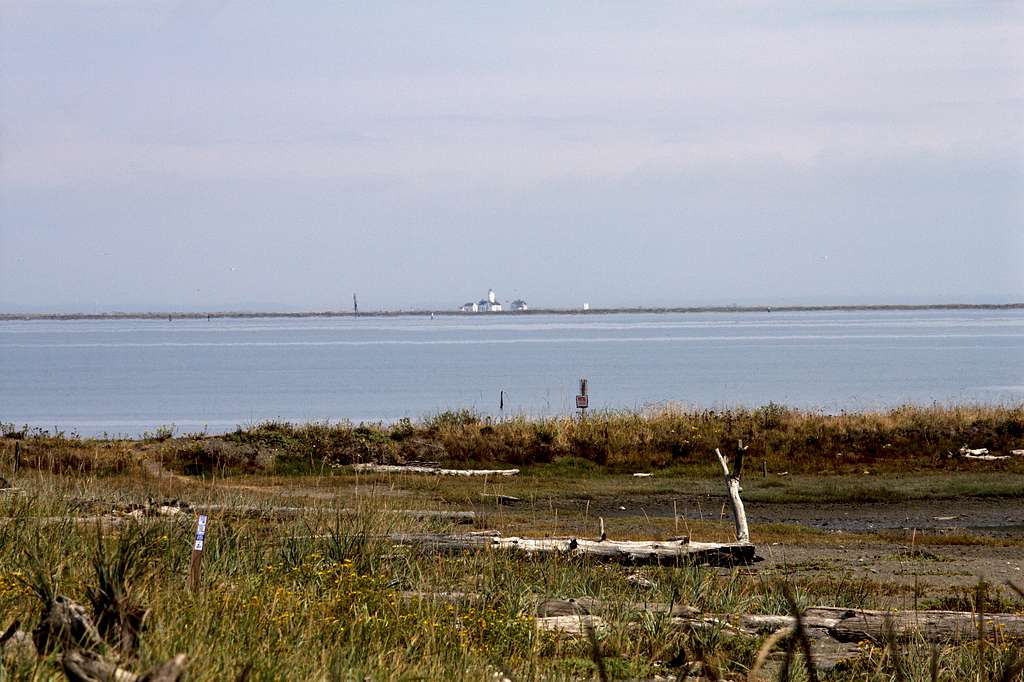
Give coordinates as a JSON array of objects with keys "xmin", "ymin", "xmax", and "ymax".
[{"xmin": 1, "ymin": 309, "xmax": 1021, "ymax": 437}]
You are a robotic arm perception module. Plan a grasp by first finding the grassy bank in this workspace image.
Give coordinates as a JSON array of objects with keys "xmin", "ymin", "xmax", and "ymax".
[
  {"xmin": 2, "ymin": 473, "xmax": 1023, "ymax": 680},
  {"xmin": 2, "ymin": 404, "xmax": 1024, "ymax": 679},
  {"xmin": 3, "ymin": 404, "xmax": 1023, "ymax": 478}
]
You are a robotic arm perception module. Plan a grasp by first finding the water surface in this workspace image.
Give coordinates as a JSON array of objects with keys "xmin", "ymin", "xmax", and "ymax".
[{"xmin": 1, "ymin": 309, "xmax": 1021, "ymax": 437}]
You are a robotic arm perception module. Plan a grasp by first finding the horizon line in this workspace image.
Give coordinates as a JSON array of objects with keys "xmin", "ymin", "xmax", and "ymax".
[{"xmin": 3, "ymin": 302, "xmax": 1023, "ymax": 322}]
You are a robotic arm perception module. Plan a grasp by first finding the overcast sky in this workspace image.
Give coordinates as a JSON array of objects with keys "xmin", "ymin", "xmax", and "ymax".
[{"xmin": 1, "ymin": 1, "xmax": 1022, "ymax": 311}]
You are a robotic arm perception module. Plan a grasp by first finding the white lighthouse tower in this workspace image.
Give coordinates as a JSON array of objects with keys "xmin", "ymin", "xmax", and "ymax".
[{"xmin": 480, "ymin": 288, "xmax": 502, "ymax": 312}]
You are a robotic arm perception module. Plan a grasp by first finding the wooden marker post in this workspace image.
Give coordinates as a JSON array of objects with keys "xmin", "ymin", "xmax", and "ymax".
[
  {"xmin": 188, "ymin": 514, "xmax": 208, "ymax": 592},
  {"xmin": 575, "ymin": 378, "xmax": 589, "ymax": 418}
]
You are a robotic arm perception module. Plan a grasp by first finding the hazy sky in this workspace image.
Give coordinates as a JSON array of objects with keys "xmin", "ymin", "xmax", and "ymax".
[{"xmin": 1, "ymin": 1, "xmax": 1022, "ymax": 311}]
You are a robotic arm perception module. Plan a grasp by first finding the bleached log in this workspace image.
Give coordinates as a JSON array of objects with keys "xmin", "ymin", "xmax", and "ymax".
[
  {"xmin": 963, "ymin": 454, "xmax": 1009, "ymax": 461},
  {"xmin": 819, "ymin": 606, "xmax": 1024, "ymax": 643},
  {"xmin": 480, "ymin": 493, "xmax": 521, "ymax": 505},
  {"xmin": 353, "ymin": 464, "xmax": 519, "ymax": 477},
  {"xmin": 536, "ymin": 615, "xmax": 606, "ymax": 635},
  {"xmin": 389, "ymin": 532, "xmax": 755, "ymax": 566},
  {"xmin": 190, "ymin": 504, "xmax": 476, "ymax": 522},
  {"xmin": 62, "ymin": 650, "xmax": 187, "ymax": 682},
  {"xmin": 387, "ymin": 445, "xmax": 757, "ymax": 565},
  {"xmin": 715, "ymin": 443, "xmax": 750, "ymax": 543},
  {"xmin": 530, "ymin": 601, "xmax": 1024, "ymax": 643},
  {"xmin": 1, "ymin": 507, "xmax": 476, "ymax": 526}
]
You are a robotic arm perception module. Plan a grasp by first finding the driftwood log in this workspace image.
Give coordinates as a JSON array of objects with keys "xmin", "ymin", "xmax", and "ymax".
[
  {"xmin": 2, "ymin": 507, "xmax": 476, "ymax": 527},
  {"xmin": 353, "ymin": 463, "xmax": 520, "ymax": 477},
  {"xmin": 33, "ymin": 596, "xmax": 105, "ymax": 654},
  {"xmin": 398, "ymin": 590, "xmax": 1024, "ymax": 671},
  {"xmin": 405, "ymin": 593, "xmax": 1024, "ymax": 643},
  {"xmin": 62, "ymin": 649, "xmax": 187, "ymax": 682},
  {"xmin": 715, "ymin": 443, "xmax": 749, "ymax": 543},
  {"xmin": 532, "ymin": 598, "xmax": 1024, "ymax": 638},
  {"xmin": 532, "ymin": 600, "xmax": 1024, "ymax": 671},
  {"xmin": 386, "ymin": 446, "xmax": 756, "ymax": 565},
  {"xmin": 190, "ymin": 504, "xmax": 476, "ymax": 523},
  {"xmin": 390, "ymin": 532, "xmax": 755, "ymax": 566},
  {"xmin": 23, "ymin": 594, "xmax": 187, "ymax": 682}
]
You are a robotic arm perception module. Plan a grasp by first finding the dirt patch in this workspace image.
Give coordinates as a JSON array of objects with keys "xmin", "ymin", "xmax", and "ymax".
[{"xmin": 756, "ymin": 541, "xmax": 1024, "ymax": 592}]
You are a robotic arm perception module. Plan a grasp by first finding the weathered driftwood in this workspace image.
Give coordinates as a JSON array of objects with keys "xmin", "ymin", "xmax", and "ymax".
[
  {"xmin": 353, "ymin": 463, "xmax": 520, "ymax": 477},
  {"xmin": 957, "ymin": 446, "xmax": 1011, "ymax": 461},
  {"xmin": 480, "ymin": 493, "xmax": 522, "ymax": 505},
  {"xmin": 533, "ymin": 602, "xmax": 1024, "ymax": 672},
  {"xmin": 386, "ymin": 446, "xmax": 756, "ymax": 565},
  {"xmin": 389, "ymin": 532, "xmax": 755, "ymax": 566},
  {"xmin": 535, "ymin": 614, "xmax": 606, "ymax": 636},
  {"xmin": 0, "ymin": 621, "xmax": 35, "ymax": 667},
  {"xmin": 27, "ymin": 594, "xmax": 187, "ymax": 682},
  {"xmin": 386, "ymin": 590, "xmax": 1024, "ymax": 672},
  {"xmin": 62, "ymin": 649, "xmax": 187, "ymax": 682},
  {"xmin": 0, "ymin": 621, "xmax": 19, "ymax": 646},
  {"xmin": 817, "ymin": 606, "xmax": 1024, "ymax": 643},
  {"xmin": 534, "ymin": 602, "xmax": 1024, "ymax": 643},
  {"xmin": 191, "ymin": 504, "xmax": 476, "ymax": 523},
  {"xmin": 33, "ymin": 595, "xmax": 105, "ymax": 654},
  {"xmin": 404, "ymin": 591, "xmax": 1024, "ymax": 646},
  {"xmin": 715, "ymin": 443, "xmax": 749, "ymax": 543},
  {"xmin": 1, "ymin": 507, "xmax": 476, "ymax": 527}
]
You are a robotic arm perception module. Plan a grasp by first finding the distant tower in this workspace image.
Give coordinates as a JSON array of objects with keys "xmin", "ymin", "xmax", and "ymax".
[
  {"xmin": 353, "ymin": 293, "xmax": 359, "ymax": 317},
  {"xmin": 488, "ymin": 289, "xmax": 496, "ymax": 304}
]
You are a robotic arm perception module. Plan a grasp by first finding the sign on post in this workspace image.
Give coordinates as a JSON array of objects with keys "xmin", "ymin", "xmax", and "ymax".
[
  {"xmin": 576, "ymin": 378, "xmax": 589, "ymax": 412},
  {"xmin": 188, "ymin": 514, "xmax": 208, "ymax": 592}
]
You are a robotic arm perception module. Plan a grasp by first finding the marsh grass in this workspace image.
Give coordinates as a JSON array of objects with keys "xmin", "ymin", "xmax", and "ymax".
[
  {"xmin": 2, "ymin": 406, "xmax": 1023, "ymax": 679},
  {"xmin": 2, "ymin": 472, "xmax": 1024, "ymax": 680},
  {"xmin": 4, "ymin": 403, "xmax": 1023, "ymax": 478}
]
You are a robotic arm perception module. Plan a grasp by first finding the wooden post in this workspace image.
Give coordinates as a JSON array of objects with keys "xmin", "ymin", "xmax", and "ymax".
[
  {"xmin": 762, "ymin": 460, "xmax": 768, "ymax": 478},
  {"xmin": 576, "ymin": 378, "xmax": 589, "ymax": 418},
  {"xmin": 13, "ymin": 442, "xmax": 20, "ymax": 474},
  {"xmin": 188, "ymin": 515, "xmax": 208, "ymax": 592},
  {"xmin": 715, "ymin": 442, "xmax": 750, "ymax": 544}
]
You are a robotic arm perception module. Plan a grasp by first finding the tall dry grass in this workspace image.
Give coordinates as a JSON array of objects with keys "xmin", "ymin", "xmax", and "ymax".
[
  {"xmin": 3, "ymin": 403, "xmax": 1023, "ymax": 478},
  {"xmin": 2, "ymin": 474, "xmax": 1023, "ymax": 680}
]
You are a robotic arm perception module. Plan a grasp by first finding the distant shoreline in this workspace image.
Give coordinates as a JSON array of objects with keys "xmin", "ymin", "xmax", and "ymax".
[{"xmin": 1, "ymin": 302, "xmax": 1022, "ymax": 321}]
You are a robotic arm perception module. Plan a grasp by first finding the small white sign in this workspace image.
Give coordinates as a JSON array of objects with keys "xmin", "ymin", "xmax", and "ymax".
[{"xmin": 193, "ymin": 514, "xmax": 208, "ymax": 552}]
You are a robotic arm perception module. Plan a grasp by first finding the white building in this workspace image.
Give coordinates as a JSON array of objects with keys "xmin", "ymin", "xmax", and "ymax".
[
  {"xmin": 510, "ymin": 299, "xmax": 528, "ymax": 311},
  {"xmin": 461, "ymin": 289, "xmax": 508, "ymax": 312},
  {"xmin": 479, "ymin": 289, "xmax": 502, "ymax": 312}
]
